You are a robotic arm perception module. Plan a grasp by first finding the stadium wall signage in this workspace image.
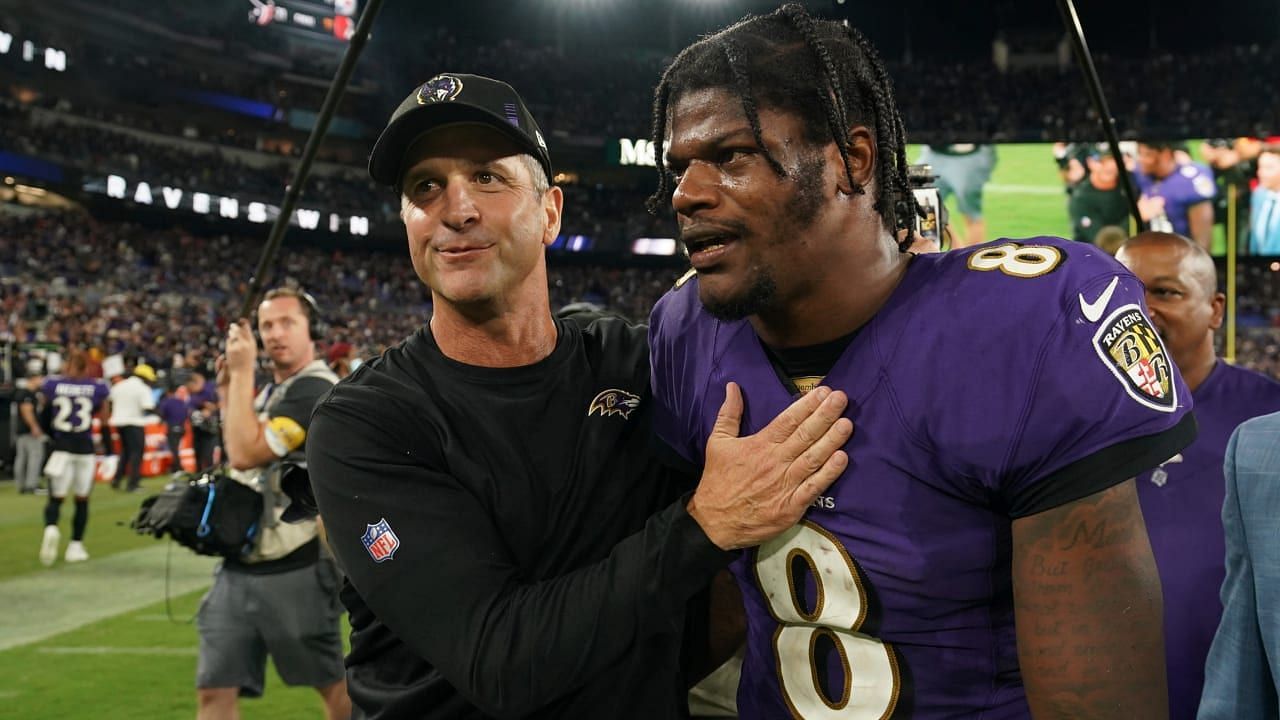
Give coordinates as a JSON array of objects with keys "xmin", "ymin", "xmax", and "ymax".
[
  {"xmin": 0, "ymin": 27, "xmax": 68, "ymax": 72},
  {"xmin": 86, "ymin": 174, "xmax": 371, "ymax": 237},
  {"xmin": 613, "ymin": 138, "xmax": 657, "ymax": 167}
]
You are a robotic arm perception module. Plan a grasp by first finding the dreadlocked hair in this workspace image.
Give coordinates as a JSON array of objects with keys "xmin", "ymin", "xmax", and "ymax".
[{"xmin": 646, "ymin": 3, "xmax": 917, "ymax": 247}]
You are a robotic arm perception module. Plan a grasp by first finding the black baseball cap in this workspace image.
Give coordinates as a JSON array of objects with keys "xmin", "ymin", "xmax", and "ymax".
[{"xmin": 368, "ymin": 73, "xmax": 553, "ymax": 188}]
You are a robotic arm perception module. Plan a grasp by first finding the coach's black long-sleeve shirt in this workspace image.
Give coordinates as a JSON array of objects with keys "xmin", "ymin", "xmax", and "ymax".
[{"xmin": 307, "ymin": 316, "xmax": 731, "ymax": 719}]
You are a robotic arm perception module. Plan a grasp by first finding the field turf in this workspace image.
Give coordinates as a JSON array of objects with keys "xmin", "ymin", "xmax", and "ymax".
[{"xmin": 0, "ymin": 476, "xmax": 348, "ymax": 719}]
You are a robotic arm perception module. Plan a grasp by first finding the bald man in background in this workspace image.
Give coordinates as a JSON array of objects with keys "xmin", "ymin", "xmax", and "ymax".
[{"xmin": 1116, "ymin": 232, "xmax": 1280, "ymax": 718}]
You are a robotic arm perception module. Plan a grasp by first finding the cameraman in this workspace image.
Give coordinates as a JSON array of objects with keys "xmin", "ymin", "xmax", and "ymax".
[{"xmin": 197, "ymin": 287, "xmax": 349, "ymax": 720}]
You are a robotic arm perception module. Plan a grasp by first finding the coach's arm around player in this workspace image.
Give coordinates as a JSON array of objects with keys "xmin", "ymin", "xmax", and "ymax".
[
  {"xmin": 307, "ymin": 376, "xmax": 849, "ymax": 718},
  {"xmin": 303, "ymin": 72, "xmax": 851, "ymax": 719}
]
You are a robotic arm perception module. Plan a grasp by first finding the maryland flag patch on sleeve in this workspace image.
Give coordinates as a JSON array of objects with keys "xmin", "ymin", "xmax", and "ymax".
[
  {"xmin": 265, "ymin": 415, "xmax": 307, "ymax": 457},
  {"xmin": 1092, "ymin": 304, "xmax": 1177, "ymax": 412}
]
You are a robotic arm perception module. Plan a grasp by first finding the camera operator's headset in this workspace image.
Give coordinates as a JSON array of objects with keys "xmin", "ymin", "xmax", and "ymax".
[{"xmin": 253, "ymin": 290, "xmax": 328, "ymax": 347}]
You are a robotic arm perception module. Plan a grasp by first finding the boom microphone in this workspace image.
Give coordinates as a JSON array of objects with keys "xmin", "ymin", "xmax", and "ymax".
[{"xmin": 237, "ymin": 0, "xmax": 386, "ymax": 320}]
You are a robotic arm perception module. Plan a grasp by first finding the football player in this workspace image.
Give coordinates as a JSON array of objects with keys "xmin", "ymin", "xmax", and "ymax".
[
  {"xmin": 38, "ymin": 351, "xmax": 110, "ymax": 565},
  {"xmin": 1134, "ymin": 140, "xmax": 1216, "ymax": 250},
  {"xmin": 647, "ymin": 5, "xmax": 1196, "ymax": 718}
]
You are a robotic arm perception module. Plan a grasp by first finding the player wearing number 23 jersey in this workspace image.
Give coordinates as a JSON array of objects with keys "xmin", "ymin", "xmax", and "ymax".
[
  {"xmin": 37, "ymin": 364, "xmax": 111, "ymax": 566},
  {"xmin": 650, "ymin": 238, "xmax": 1197, "ymax": 718},
  {"xmin": 41, "ymin": 375, "xmax": 110, "ymax": 455}
]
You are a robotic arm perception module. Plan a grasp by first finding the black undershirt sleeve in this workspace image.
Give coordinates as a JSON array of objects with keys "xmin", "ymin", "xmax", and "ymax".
[
  {"xmin": 1005, "ymin": 412, "xmax": 1198, "ymax": 518},
  {"xmin": 307, "ymin": 392, "xmax": 733, "ymax": 718}
]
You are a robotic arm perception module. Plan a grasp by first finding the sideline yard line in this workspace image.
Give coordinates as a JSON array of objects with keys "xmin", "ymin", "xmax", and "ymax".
[
  {"xmin": 0, "ymin": 545, "xmax": 217, "ymax": 651},
  {"xmin": 986, "ymin": 183, "xmax": 1064, "ymax": 195},
  {"xmin": 39, "ymin": 646, "xmax": 197, "ymax": 656}
]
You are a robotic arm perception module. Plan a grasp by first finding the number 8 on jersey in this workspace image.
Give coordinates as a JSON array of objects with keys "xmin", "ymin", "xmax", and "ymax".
[{"xmin": 753, "ymin": 520, "xmax": 901, "ymax": 719}]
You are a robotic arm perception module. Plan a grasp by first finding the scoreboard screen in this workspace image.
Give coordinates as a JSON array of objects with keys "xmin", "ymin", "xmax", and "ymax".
[{"xmin": 247, "ymin": 0, "xmax": 358, "ymax": 42}]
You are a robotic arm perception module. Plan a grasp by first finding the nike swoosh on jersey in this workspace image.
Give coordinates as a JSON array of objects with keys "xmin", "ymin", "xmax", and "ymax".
[{"xmin": 1079, "ymin": 275, "xmax": 1120, "ymax": 323}]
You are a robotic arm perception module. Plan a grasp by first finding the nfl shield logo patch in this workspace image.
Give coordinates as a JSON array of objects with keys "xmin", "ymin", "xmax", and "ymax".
[{"xmin": 362, "ymin": 518, "xmax": 400, "ymax": 563}]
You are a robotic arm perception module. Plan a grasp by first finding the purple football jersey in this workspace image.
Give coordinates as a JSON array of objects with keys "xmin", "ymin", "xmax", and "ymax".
[
  {"xmin": 40, "ymin": 376, "xmax": 110, "ymax": 454},
  {"xmin": 1134, "ymin": 163, "xmax": 1216, "ymax": 238},
  {"xmin": 1136, "ymin": 361, "xmax": 1280, "ymax": 720},
  {"xmin": 650, "ymin": 238, "xmax": 1195, "ymax": 718}
]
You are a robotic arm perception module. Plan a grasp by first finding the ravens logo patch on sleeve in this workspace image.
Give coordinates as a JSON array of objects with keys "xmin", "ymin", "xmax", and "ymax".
[{"xmin": 1093, "ymin": 304, "xmax": 1177, "ymax": 412}]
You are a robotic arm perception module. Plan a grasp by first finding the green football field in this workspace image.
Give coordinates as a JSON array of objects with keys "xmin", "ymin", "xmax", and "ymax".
[
  {"xmin": 0, "ymin": 478, "xmax": 348, "ymax": 719},
  {"xmin": 906, "ymin": 142, "xmax": 1228, "ymax": 254},
  {"xmin": 908, "ymin": 142, "xmax": 1076, "ymax": 245}
]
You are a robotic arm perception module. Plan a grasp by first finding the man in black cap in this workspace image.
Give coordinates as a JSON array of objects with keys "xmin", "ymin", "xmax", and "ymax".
[{"xmin": 305, "ymin": 73, "xmax": 853, "ymax": 718}]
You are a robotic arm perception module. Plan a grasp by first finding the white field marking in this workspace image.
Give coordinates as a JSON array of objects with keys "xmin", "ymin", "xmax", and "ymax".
[
  {"xmin": 39, "ymin": 646, "xmax": 196, "ymax": 656},
  {"xmin": 0, "ymin": 545, "xmax": 216, "ymax": 651}
]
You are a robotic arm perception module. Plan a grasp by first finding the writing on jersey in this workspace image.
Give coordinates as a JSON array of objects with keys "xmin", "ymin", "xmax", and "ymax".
[
  {"xmin": 40, "ymin": 376, "xmax": 110, "ymax": 454},
  {"xmin": 650, "ymin": 237, "xmax": 1195, "ymax": 718}
]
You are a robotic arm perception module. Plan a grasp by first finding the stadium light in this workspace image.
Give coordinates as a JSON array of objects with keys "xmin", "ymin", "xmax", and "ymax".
[{"xmin": 633, "ymin": 238, "xmax": 678, "ymax": 256}]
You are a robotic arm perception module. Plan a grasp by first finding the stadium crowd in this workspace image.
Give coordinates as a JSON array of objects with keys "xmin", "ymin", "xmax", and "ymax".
[
  {"xmin": 0, "ymin": 100, "xmax": 387, "ymax": 216},
  {"xmin": 0, "ymin": 98, "xmax": 675, "ymax": 246},
  {"xmin": 3, "ymin": 15, "xmax": 1279, "ymax": 381},
  {"xmin": 908, "ymin": 44, "xmax": 1280, "ymax": 142},
  {"xmin": 2, "ymin": 211, "xmax": 1277, "ymax": 384},
  {"xmin": 9, "ymin": 24, "xmax": 1279, "ymax": 151},
  {"xmin": 0, "ymin": 212, "xmax": 685, "ymax": 380}
]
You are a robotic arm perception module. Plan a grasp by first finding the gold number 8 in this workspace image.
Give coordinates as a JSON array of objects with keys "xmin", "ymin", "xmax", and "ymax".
[{"xmin": 966, "ymin": 243, "xmax": 1063, "ymax": 278}]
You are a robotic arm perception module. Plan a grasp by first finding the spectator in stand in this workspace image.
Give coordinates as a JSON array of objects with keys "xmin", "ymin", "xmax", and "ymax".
[
  {"xmin": 1249, "ymin": 145, "xmax": 1280, "ymax": 254},
  {"xmin": 1134, "ymin": 140, "xmax": 1217, "ymax": 250},
  {"xmin": 156, "ymin": 380, "xmax": 191, "ymax": 472},
  {"xmin": 108, "ymin": 363, "xmax": 157, "ymax": 492},
  {"xmin": 13, "ymin": 363, "xmax": 47, "ymax": 494},
  {"xmin": 325, "ymin": 342, "xmax": 359, "ymax": 379}
]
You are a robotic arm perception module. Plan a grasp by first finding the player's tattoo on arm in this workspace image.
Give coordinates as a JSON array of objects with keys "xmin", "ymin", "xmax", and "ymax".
[{"xmin": 1011, "ymin": 479, "xmax": 1168, "ymax": 720}]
